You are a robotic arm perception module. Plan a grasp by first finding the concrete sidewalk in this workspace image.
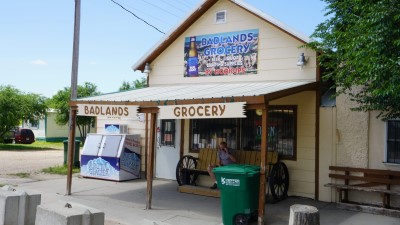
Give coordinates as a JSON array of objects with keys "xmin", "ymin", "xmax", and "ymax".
[{"xmin": 12, "ymin": 176, "xmax": 400, "ymax": 225}]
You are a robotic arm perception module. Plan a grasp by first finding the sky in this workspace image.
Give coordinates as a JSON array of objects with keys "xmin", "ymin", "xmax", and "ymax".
[{"xmin": 0, "ymin": 0, "xmax": 328, "ymax": 98}]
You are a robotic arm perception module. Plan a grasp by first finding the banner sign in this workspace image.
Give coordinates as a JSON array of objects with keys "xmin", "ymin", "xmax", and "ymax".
[
  {"xmin": 159, "ymin": 102, "xmax": 246, "ymax": 119},
  {"xmin": 77, "ymin": 104, "xmax": 138, "ymax": 118},
  {"xmin": 184, "ymin": 29, "xmax": 259, "ymax": 77}
]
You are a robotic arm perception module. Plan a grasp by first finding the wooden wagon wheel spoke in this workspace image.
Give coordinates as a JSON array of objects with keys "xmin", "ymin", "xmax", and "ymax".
[
  {"xmin": 176, "ymin": 155, "xmax": 197, "ymax": 186},
  {"xmin": 269, "ymin": 162, "xmax": 289, "ymax": 201}
]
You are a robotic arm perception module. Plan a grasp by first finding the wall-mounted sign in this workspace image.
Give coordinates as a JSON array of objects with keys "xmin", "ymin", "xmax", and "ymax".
[
  {"xmin": 159, "ymin": 102, "xmax": 246, "ymax": 119},
  {"xmin": 184, "ymin": 29, "xmax": 259, "ymax": 77},
  {"xmin": 77, "ymin": 104, "xmax": 138, "ymax": 118}
]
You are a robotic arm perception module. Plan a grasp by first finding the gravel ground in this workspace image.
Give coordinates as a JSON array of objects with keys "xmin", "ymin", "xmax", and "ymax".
[{"xmin": 0, "ymin": 150, "xmax": 63, "ymax": 175}]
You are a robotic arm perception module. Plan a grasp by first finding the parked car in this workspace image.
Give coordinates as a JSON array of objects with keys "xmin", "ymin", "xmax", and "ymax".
[
  {"xmin": 14, "ymin": 128, "xmax": 35, "ymax": 144},
  {"xmin": 2, "ymin": 130, "xmax": 15, "ymax": 143}
]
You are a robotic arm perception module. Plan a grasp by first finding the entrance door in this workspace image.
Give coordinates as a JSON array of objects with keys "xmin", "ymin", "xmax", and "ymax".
[{"xmin": 155, "ymin": 119, "xmax": 180, "ymax": 180}]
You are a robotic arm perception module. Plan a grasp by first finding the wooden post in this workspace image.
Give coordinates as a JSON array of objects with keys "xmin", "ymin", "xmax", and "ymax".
[
  {"xmin": 144, "ymin": 113, "xmax": 149, "ymax": 179},
  {"xmin": 66, "ymin": 106, "xmax": 77, "ymax": 195},
  {"xmin": 146, "ymin": 113, "xmax": 157, "ymax": 209},
  {"xmin": 179, "ymin": 120, "xmax": 185, "ymax": 159},
  {"xmin": 344, "ymin": 171, "xmax": 349, "ymax": 202},
  {"xmin": 66, "ymin": 0, "xmax": 81, "ymax": 196},
  {"xmin": 258, "ymin": 105, "xmax": 268, "ymax": 225},
  {"xmin": 288, "ymin": 204, "xmax": 320, "ymax": 225}
]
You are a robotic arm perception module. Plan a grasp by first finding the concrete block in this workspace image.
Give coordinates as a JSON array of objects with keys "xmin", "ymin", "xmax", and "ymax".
[
  {"xmin": 0, "ymin": 185, "xmax": 41, "ymax": 225},
  {"xmin": 35, "ymin": 201, "xmax": 104, "ymax": 225}
]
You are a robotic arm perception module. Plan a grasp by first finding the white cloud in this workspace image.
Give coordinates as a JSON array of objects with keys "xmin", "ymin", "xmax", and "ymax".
[{"xmin": 30, "ymin": 59, "xmax": 48, "ymax": 66}]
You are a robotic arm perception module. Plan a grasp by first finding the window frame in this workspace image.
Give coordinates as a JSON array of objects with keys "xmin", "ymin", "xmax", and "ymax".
[
  {"xmin": 268, "ymin": 105, "xmax": 297, "ymax": 161},
  {"xmin": 215, "ymin": 10, "xmax": 227, "ymax": 24},
  {"xmin": 385, "ymin": 119, "xmax": 400, "ymax": 164},
  {"xmin": 160, "ymin": 119, "xmax": 176, "ymax": 147}
]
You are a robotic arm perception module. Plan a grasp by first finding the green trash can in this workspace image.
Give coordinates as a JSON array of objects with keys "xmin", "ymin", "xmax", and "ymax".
[
  {"xmin": 63, "ymin": 140, "xmax": 80, "ymax": 167},
  {"xmin": 213, "ymin": 164, "xmax": 260, "ymax": 225}
]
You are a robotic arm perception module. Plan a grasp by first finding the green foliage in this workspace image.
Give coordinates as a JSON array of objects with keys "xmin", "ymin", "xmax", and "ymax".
[
  {"xmin": 119, "ymin": 77, "xmax": 147, "ymax": 91},
  {"xmin": 0, "ymin": 86, "xmax": 47, "ymax": 140},
  {"xmin": 307, "ymin": 0, "xmax": 400, "ymax": 120},
  {"xmin": 8, "ymin": 173, "xmax": 30, "ymax": 178},
  {"xmin": 42, "ymin": 165, "xmax": 80, "ymax": 175},
  {"xmin": 49, "ymin": 82, "xmax": 100, "ymax": 142}
]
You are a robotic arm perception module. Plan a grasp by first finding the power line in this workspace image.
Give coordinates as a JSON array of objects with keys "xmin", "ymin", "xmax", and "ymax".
[
  {"xmin": 110, "ymin": 0, "xmax": 165, "ymax": 34},
  {"xmin": 117, "ymin": 0, "xmax": 175, "ymax": 26},
  {"xmin": 139, "ymin": 0, "xmax": 181, "ymax": 18},
  {"xmin": 158, "ymin": 0, "xmax": 187, "ymax": 13}
]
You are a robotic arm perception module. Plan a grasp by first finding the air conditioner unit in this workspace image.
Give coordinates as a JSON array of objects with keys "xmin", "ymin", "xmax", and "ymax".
[{"xmin": 104, "ymin": 124, "xmax": 128, "ymax": 134}]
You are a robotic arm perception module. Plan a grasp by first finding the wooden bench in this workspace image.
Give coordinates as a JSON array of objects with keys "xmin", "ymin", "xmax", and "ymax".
[
  {"xmin": 325, "ymin": 166, "xmax": 400, "ymax": 208},
  {"xmin": 176, "ymin": 148, "xmax": 289, "ymax": 200}
]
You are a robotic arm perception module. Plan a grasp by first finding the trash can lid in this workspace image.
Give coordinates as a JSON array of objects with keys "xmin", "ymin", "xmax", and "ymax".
[
  {"xmin": 63, "ymin": 140, "xmax": 80, "ymax": 143},
  {"xmin": 213, "ymin": 164, "xmax": 260, "ymax": 175}
]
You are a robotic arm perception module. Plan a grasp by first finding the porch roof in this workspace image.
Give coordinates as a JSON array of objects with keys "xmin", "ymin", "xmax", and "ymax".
[{"xmin": 77, "ymin": 81, "xmax": 316, "ymax": 105}]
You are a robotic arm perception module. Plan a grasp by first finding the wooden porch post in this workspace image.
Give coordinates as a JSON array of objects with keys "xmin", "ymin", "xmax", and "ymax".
[
  {"xmin": 144, "ymin": 113, "xmax": 149, "ymax": 179},
  {"xmin": 258, "ymin": 104, "xmax": 268, "ymax": 225},
  {"xmin": 146, "ymin": 112, "xmax": 157, "ymax": 209}
]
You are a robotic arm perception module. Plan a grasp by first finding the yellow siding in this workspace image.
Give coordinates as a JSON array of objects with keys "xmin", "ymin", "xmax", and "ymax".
[
  {"xmin": 271, "ymin": 91, "xmax": 316, "ymax": 198},
  {"xmin": 184, "ymin": 91, "xmax": 317, "ymax": 198},
  {"xmin": 149, "ymin": 0, "xmax": 316, "ymax": 86},
  {"xmin": 46, "ymin": 112, "xmax": 81, "ymax": 138},
  {"xmin": 318, "ymin": 107, "xmax": 337, "ymax": 202}
]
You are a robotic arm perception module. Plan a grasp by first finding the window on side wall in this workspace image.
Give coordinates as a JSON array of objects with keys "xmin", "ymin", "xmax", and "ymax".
[
  {"xmin": 161, "ymin": 119, "xmax": 175, "ymax": 147},
  {"xmin": 30, "ymin": 119, "xmax": 39, "ymax": 129},
  {"xmin": 386, "ymin": 120, "xmax": 400, "ymax": 164}
]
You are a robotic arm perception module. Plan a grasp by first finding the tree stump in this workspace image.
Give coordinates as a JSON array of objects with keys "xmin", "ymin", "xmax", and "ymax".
[{"xmin": 288, "ymin": 204, "xmax": 320, "ymax": 225}]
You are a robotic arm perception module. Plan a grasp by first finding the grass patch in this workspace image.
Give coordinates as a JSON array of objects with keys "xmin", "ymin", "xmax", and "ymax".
[
  {"xmin": 0, "ymin": 140, "xmax": 64, "ymax": 151},
  {"xmin": 42, "ymin": 165, "xmax": 80, "ymax": 175},
  {"xmin": 8, "ymin": 172, "xmax": 30, "ymax": 178},
  {"xmin": 0, "ymin": 183, "xmax": 4, "ymax": 187}
]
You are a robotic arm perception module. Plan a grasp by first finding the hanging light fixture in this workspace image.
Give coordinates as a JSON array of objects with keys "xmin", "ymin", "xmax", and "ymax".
[
  {"xmin": 144, "ymin": 63, "xmax": 151, "ymax": 73},
  {"xmin": 143, "ymin": 63, "xmax": 151, "ymax": 87},
  {"xmin": 297, "ymin": 53, "xmax": 308, "ymax": 69}
]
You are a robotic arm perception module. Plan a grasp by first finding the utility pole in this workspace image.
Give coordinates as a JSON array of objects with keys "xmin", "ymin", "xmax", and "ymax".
[{"xmin": 66, "ymin": 0, "xmax": 81, "ymax": 195}]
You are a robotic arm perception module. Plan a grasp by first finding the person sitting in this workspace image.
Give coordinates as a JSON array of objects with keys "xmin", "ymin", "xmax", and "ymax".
[{"xmin": 207, "ymin": 141, "xmax": 236, "ymax": 189}]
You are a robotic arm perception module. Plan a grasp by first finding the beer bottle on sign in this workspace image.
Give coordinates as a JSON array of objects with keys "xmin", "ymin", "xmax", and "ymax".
[{"xmin": 187, "ymin": 36, "xmax": 199, "ymax": 76}]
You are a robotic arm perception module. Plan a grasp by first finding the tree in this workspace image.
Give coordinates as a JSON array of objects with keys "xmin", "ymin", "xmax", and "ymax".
[
  {"xmin": 0, "ymin": 86, "xmax": 47, "ymax": 141},
  {"xmin": 307, "ymin": 0, "xmax": 400, "ymax": 120},
  {"xmin": 119, "ymin": 77, "xmax": 147, "ymax": 91},
  {"xmin": 49, "ymin": 82, "xmax": 100, "ymax": 142}
]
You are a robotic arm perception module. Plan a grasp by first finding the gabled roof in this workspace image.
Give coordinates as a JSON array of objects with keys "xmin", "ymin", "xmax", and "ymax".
[{"xmin": 132, "ymin": 0, "xmax": 310, "ymax": 72}]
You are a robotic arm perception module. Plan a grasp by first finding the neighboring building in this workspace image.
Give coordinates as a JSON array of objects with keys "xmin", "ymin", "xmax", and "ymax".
[
  {"xmin": 22, "ymin": 109, "xmax": 94, "ymax": 141},
  {"xmin": 319, "ymin": 91, "xmax": 400, "ymax": 207}
]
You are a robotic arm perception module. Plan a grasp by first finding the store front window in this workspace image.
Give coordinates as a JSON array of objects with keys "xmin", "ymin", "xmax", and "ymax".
[
  {"xmin": 189, "ymin": 106, "xmax": 297, "ymax": 160},
  {"xmin": 190, "ymin": 118, "xmax": 238, "ymax": 151}
]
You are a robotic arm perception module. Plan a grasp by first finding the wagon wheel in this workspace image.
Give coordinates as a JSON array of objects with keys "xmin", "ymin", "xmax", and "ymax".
[
  {"xmin": 269, "ymin": 162, "xmax": 289, "ymax": 201},
  {"xmin": 234, "ymin": 214, "xmax": 249, "ymax": 225},
  {"xmin": 176, "ymin": 155, "xmax": 197, "ymax": 186}
]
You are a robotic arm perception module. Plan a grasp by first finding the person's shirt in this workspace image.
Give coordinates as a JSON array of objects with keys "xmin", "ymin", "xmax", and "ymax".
[{"xmin": 218, "ymin": 148, "xmax": 235, "ymax": 165}]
